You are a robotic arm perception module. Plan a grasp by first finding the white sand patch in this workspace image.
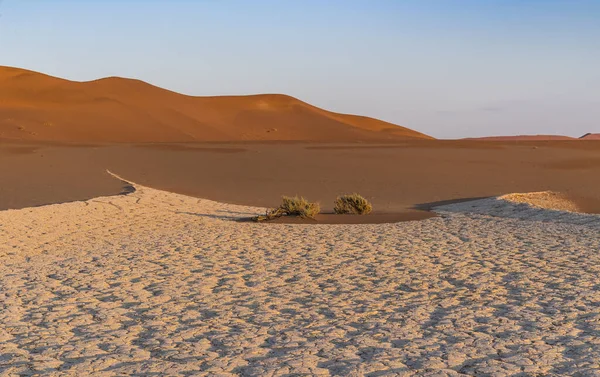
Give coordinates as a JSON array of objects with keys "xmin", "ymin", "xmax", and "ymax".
[{"xmin": 0, "ymin": 178, "xmax": 600, "ymax": 375}]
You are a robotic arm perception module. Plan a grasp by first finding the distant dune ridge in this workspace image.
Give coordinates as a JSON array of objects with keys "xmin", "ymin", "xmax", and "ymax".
[
  {"xmin": 0, "ymin": 66, "xmax": 431, "ymax": 142},
  {"xmin": 466, "ymin": 133, "xmax": 599, "ymax": 141},
  {"xmin": 466, "ymin": 135, "xmax": 576, "ymax": 141},
  {"xmin": 580, "ymin": 133, "xmax": 600, "ymax": 140}
]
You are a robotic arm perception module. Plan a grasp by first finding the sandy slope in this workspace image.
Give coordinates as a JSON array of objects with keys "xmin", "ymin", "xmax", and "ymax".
[
  {"xmin": 466, "ymin": 133, "xmax": 600, "ymax": 141},
  {"xmin": 4, "ymin": 141, "xmax": 600, "ymax": 214},
  {"xmin": 500, "ymin": 191, "xmax": 581, "ymax": 213},
  {"xmin": 1, "ymin": 178, "xmax": 600, "ymax": 375},
  {"xmin": 463, "ymin": 135, "xmax": 576, "ymax": 141},
  {"xmin": 0, "ymin": 66, "xmax": 431, "ymax": 142}
]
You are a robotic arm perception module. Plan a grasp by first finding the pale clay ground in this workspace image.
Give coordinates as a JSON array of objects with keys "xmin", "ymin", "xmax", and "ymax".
[{"xmin": 1, "ymin": 174, "xmax": 600, "ymax": 376}]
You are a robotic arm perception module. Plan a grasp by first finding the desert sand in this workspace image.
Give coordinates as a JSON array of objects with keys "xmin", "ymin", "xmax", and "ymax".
[
  {"xmin": 1, "ymin": 175, "xmax": 600, "ymax": 376},
  {"xmin": 581, "ymin": 133, "xmax": 600, "ymax": 140},
  {"xmin": 2, "ymin": 141, "xmax": 600, "ymax": 215},
  {"xmin": 465, "ymin": 135, "xmax": 577, "ymax": 141},
  {"xmin": 0, "ymin": 66, "xmax": 430, "ymax": 143},
  {"xmin": 466, "ymin": 133, "xmax": 600, "ymax": 141}
]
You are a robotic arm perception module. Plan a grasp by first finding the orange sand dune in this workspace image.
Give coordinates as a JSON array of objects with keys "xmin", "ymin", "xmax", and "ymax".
[
  {"xmin": 581, "ymin": 133, "xmax": 600, "ymax": 140},
  {"xmin": 465, "ymin": 135, "xmax": 576, "ymax": 141},
  {"xmin": 466, "ymin": 133, "xmax": 600, "ymax": 141},
  {"xmin": 0, "ymin": 66, "xmax": 431, "ymax": 142}
]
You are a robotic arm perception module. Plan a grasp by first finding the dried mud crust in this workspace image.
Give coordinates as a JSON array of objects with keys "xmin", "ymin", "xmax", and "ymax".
[{"xmin": 0, "ymin": 181, "xmax": 600, "ymax": 376}]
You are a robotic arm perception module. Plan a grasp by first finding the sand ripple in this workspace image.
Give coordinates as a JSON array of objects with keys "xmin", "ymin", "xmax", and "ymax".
[{"xmin": 1, "ymin": 179, "xmax": 600, "ymax": 376}]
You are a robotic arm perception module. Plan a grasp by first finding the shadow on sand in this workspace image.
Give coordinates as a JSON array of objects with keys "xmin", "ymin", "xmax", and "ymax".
[{"xmin": 412, "ymin": 196, "xmax": 494, "ymax": 211}]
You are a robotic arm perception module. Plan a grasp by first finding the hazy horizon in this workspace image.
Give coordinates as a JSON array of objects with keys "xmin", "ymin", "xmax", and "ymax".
[{"xmin": 1, "ymin": 1, "xmax": 598, "ymax": 139}]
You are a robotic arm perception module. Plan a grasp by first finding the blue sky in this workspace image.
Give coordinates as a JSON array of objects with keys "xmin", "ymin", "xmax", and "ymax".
[{"xmin": 1, "ymin": 1, "xmax": 598, "ymax": 138}]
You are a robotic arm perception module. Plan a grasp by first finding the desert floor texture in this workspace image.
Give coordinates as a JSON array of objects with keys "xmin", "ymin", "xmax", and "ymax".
[{"xmin": 1, "ymin": 175, "xmax": 600, "ymax": 376}]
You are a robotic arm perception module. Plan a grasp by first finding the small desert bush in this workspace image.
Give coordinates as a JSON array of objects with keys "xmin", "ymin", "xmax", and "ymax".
[
  {"xmin": 253, "ymin": 195, "xmax": 320, "ymax": 221},
  {"xmin": 334, "ymin": 193, "xmax": 373, "ymax": 215},
  {"xmin": 279, "ymin": 196, "xmax": 321, "ymax": 218}
]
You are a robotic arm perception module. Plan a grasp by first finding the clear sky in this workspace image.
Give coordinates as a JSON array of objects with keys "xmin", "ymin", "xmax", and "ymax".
[{"xmin": 1, "ymin": 1, "xmax": 598, "ymax": 138}]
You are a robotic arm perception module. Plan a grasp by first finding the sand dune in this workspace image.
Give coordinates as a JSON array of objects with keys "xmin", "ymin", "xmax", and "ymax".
[
  {"xmin": 1, "ymin": 177, "xmax": 599, "ymax": 375},
  {"xmin": 467, "ymin": 133, "xmax": 600, "ymax": 141},
  {"xmin": 0, "ymin": 66, "xmax": 431, "ymax": 143},
  {"xmin": 3, "ymin": 141, "xmax": 600, "ymax": 214},
  {"xmin": 499, "ymin": 191, "xmax": 581, "ymax": 212},
  {"xmin": 581, "ymin": 133, "xmax": 600, "ymax": 140},
  {"xmin": 464, "ymin": 135, "xmax": 576, "ymax": 141}
]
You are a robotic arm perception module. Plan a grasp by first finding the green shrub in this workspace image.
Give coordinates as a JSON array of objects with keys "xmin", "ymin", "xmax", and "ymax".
[
  {"xmin": 334, "ymin": 193, "xmax": 373, "ymax": 215},
  {"xmin": 253, "ymin": 195, "xmax": 320, "ymax": 221}
]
